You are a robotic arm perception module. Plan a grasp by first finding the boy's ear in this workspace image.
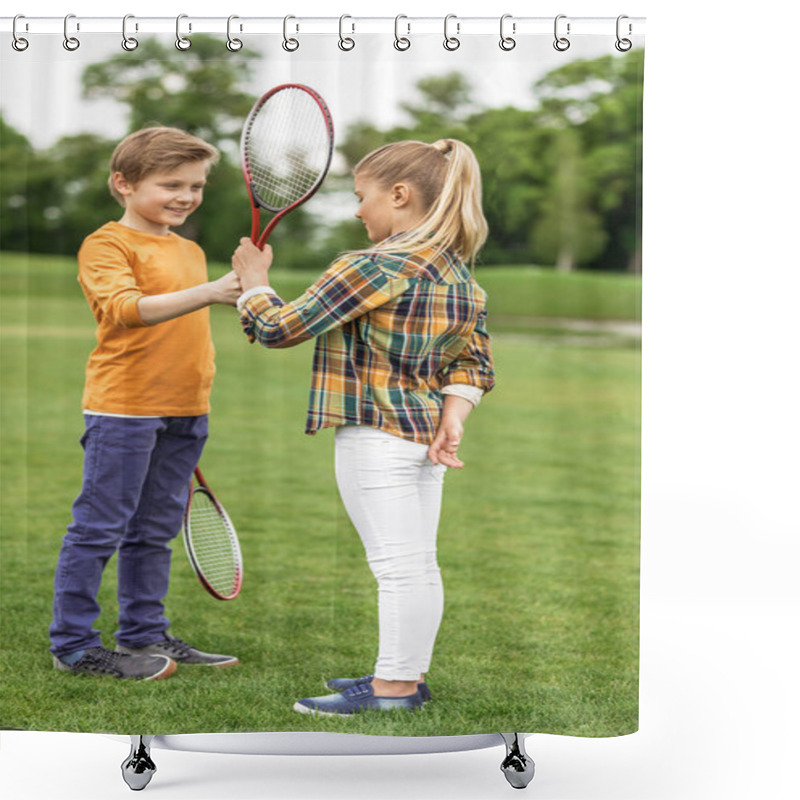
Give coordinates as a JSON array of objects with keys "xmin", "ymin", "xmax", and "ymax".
[{"xmin": 111, "ymin": 172, "xmax": 134, "ymax": 197}]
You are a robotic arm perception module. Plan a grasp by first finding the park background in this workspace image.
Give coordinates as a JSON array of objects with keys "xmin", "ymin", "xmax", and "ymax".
[
  {"xmin": 0, "ymin": 10, "xmax": 643, "ymax": 738},
  {"xmin": 1, "ymin": 1, "xmax": 798, "ymax": 799}
]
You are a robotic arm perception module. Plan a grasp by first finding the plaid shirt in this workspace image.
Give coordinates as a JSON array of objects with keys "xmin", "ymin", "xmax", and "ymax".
[{"xmin": 239, "ymin": 246, "xmax": 495, "ymax": 444}]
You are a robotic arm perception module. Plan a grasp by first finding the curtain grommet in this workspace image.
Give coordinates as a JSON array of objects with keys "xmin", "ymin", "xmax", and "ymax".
[
  {"xmin": 12, "ymin": 14, "xmax": 29, "ymax": 51},
  {"xmin": 394, "ymin": 15, "xmax": 411, "ymax": 51},
  {"xmin": 338, "ymin": 14, "xmax": 355, "ymax": 51},
  {"xmin": 443, "ymin": 14, "xmax": 460, "ymax": 51},
  {"xmin": 226, "ymin": 15, "xmax": 243, "ymax": 51},
  {"xmin": 175, "ymin": 14, "xmax": 192, "ymax": 51},
  {"xmin": 553, "ymin": 14, "xmax": 571, "ymax": 51},
  {"xmin": 615, "ymin": 15, "xmax": 633, "ymax": 51},
  {"xmin": 63, "ymin": 14, "xmax": 80, "ymax": 51},
  {"xmin": 121, "ymin": 14, "xmax": 138, "ymax": 51},
  {"xmin": 282, "ymin": 15, "xmax": 300, "ymax": 52},
  {"xmin": 499, "ymin": 14, "xmax": 516, "ymax": 51}
]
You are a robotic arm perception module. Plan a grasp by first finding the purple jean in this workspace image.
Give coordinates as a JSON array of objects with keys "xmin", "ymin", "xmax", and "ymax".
[{"xmin": 49, "ymin": 414, "xmax": 208, "ymax": 657}]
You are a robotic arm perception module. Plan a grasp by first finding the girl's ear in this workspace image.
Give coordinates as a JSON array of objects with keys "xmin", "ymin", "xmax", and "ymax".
[{"xmin": 391, "ymin": 183, "xmax": 412, "ymax": 208}]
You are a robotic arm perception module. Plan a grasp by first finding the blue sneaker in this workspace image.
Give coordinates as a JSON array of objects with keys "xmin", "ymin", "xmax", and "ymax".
[
  {"xmin": 325, "ymin": 673, "xmax": 373, "ymax": 691},
  {"xmin": 325, "ymin": 674, "xmax": 432, "ymax": 702},
  {"xmin": 294, "ymin": 682, "xmax": 427, "ymax": 717}
]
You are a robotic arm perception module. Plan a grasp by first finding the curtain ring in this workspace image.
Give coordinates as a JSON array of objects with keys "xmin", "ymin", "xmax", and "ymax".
[
  {"xmin": 12, "ymin": 14, "xmax": 29, "ymax": 51},
  {"xmin": 553, "ymin": 14, "xmax": 570, "ymax": 51},
  {"xmin": 615, "ymin": 15, "xmax": 632, "ymax": 52},
  {"xmin": 499, "ymin": 13, "xmax": 516, "ymax": 51},
  {"xmin": 282, "ymin": 15, "xmax": 299, "ymax": 51},
  {"xmin": 121, "ymin": 14, "xmax": 138, "ymax": 51},
  {"xmin": 338, "ymin": 14, "xmax": 355, "ymax": 51},
  {"xmin": 226, "ymin": 15, "xmax": 243, "ymax": 51},
  {"xmin": 176, "ymin": 14, "xmax": 192, "ymax": 51},
  {"xmin": 443, "ymin": 14, "xmax": 460, "ymax": 51},
  {"xmin": 393, "ymin": 14, "xmax": 410, "ymax": 51},
  {"xmin": 63, "ymin": 14, "xmax": 80, "ymax": 51}
]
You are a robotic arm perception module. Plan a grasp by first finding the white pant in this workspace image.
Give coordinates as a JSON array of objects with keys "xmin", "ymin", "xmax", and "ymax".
[{"xmin": 335, "ymin": 426, "xmax": 446, "ymax": 681}]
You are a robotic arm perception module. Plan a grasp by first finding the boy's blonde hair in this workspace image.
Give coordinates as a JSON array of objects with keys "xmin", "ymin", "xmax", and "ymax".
[
  {"xmin": 354, "ymin": 139, "xmax": 488, "ymax": 264},
  {"xmin": 108, "ymin": 126, "xmax": 220, "ymax": 206}
]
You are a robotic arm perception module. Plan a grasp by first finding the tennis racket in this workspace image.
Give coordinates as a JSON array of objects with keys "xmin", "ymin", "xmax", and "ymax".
[
  {"xmin": 241, "ymin": 83, "xmax": 334, "ymax": 248},
  {"xmin": 241, "ymin": 83, "xmax": 333, "ymax": 248},
  {"xmin": 182, "ymin": 467, "xmax": 243, "ymax": 601}
]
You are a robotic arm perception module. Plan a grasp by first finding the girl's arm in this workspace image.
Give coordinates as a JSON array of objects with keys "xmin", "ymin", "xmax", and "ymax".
[
  {"xmin": 137, "ymin": 271, "xmax": 242, "ymax": 325},
  {"xmin": 232, "ymin": 238, "xmax": 402, "ymax": 349}
]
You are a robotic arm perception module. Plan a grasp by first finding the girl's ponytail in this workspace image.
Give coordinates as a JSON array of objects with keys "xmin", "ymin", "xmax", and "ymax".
[
  {"xmin": 428, "ymin": 139, "xmax": 488, "ymax": 263},
  {"xmin": 354, "ymin": 138, "xmax": 488, "ymax": 264}
]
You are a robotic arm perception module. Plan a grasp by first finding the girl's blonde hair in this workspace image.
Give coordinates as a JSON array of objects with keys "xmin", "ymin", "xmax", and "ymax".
[
  {"xmin": 354, "ymin": 139, "xmax": 488, "ymax": 264},
  {"xmin": 108, "ymin": 126, "xmax": 220, "ymax": 206}
]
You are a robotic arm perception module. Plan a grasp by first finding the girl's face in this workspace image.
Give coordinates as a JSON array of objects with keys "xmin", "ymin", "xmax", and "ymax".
[
  {"xmin": 115, "ymin": 160, "xmax": 209, "ymax": 235},
  {"xmin": 353, "ymin": 173, "xmax": 397, "ymax": 243}
]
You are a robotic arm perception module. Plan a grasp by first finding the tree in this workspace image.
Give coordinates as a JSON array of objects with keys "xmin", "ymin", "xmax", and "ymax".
[
  {"xmin": 533, "ymin": 51, "xmax": 644, "ymax": 272},
  {"xmin": 531, "ymin": 128, "xmax": 607, "ymax": 272},
  {"xmin": 0, "ymin": 115, "xmax": 67, "ymax": 254},
  {"xmin": 81, "ymin": 35, "xmax": 257, "ymax": 147},
  {"xmin": 400, "ymin": 72, "xmax": 474, "ymax": 127}
]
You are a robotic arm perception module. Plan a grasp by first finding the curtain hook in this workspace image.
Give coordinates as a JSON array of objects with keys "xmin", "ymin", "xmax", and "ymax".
[
  {"xmin": 63, "ymin": 14, "xmax": 80, "ymax": 51},
  {"xmin": 443, "ymin": 13, "xmax": 460, "ymax": 51},
  {"xmin": 176, "ymin": 14, "xmax": 192, "ymax": 51},
  {"xmin": 553, "ymin": 14, "xmax": 571, "ymax": 51},
  {"xmin": 12, "ymin": 14, "xmax": 29, "ymax": 51},
  {"xmin": 226, "ymin": 15, "xmax": 243, "ymax": 51},
  {"xmin": 499, "ymin": 13, "xmax": 516, "ymax": 51},
  {"xmin": 282, "ymin": 15, "xmax": 299, "ymax": 51},
  {"xmin": 338, "ymin": 14, "xmax": 355, "ymax": 51},
  {"xmin": 122, "ymin": 14, "xmax": 138, "ymax": 51},
  {"xmin": 393, "ymin": 14, "xmax": 410, "ymax": 51},
  {"xmin": 615, "ymin": 15, "xmax": 633, "ymax": 51}
]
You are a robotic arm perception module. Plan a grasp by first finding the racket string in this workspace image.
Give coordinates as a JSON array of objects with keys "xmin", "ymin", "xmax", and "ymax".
[
  {"xmin": 245, "ymin": 87, "xmax": 332, "ymax": 211},
  {"xmin": 186, "ymin": 491, "xmax": 241, "ymax": 598}
]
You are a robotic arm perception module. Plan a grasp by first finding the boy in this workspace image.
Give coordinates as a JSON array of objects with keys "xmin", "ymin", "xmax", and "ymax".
[{"xmin": 49, "ymin": 127, "xmax": 242, "ymax": 680}]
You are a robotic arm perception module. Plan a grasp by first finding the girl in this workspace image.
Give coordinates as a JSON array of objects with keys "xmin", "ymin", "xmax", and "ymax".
[{"xmin": 233, "ymin": 139, "xmax": 495, "ymax": 716}]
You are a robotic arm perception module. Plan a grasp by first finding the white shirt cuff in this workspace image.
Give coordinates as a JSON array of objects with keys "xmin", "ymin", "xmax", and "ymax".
[
  {"xmin": 237, "ymin": 285, "xmax": 277, "ymax": 312},
  {"xmin": 441, "ymin": 384, "xmax": 484, "ymax": 407}
]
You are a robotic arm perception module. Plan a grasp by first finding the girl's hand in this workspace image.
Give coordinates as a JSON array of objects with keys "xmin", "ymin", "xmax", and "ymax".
[
  {"xmin": 232, "ymin": 237, "xmax": 274, "ymax": 291},
  {"xmin": 428, "ymin": 394, "xmax": 476, "ymax": 468},
  {"xmin": 427, "ymin": 417, "xmax": 465, "ymax": 468}
]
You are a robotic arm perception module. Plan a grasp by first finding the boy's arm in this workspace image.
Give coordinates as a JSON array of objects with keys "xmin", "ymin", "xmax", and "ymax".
[{"xmin": 137, "ymin": 271, "xmax": 241, "ymax": 325}]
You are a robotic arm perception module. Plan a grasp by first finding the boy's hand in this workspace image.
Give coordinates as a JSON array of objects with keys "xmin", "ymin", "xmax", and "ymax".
[
  {"xmin": 210, "ymin": 271, "xmax": 243, "ymax": 307},
  {"xmin": 233, "ymin": 238, "xmax": 274, "ymax": 292}
]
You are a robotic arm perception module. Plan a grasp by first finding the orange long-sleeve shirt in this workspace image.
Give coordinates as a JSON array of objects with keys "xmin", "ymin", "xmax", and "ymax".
[{"xmin": 78, "ymin": 221, "xmax": 215, "ymax": 416}]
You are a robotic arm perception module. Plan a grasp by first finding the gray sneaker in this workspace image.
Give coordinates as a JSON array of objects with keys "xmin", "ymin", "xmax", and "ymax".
[
  {"xmin": 117, "ymin": 633, "xmax": 239, "ymax": 667},
  {"xmin": 53, "ymin": 646, "xmax": 176, "ymax": 680}
]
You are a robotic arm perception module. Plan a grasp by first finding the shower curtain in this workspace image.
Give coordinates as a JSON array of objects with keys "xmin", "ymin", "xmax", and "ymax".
[{"xmin": 0, "ymin": 8, "xmax": 643, "ymax": 782}]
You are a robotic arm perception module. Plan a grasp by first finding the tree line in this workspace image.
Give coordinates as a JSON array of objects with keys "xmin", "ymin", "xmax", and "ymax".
[{"xmin": 0, "ymin": 37, "xmax": 642, "ymax": 272}]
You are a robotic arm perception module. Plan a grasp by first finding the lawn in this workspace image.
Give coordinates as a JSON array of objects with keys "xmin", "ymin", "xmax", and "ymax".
[{"xmin": 0, "ymin": 252, "xmax": 640, "ymax": 737}]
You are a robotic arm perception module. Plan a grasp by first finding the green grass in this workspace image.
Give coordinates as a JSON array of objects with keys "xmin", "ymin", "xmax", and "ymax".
[{"xmin": 0, "ymin": 251, "xmax": 640, "ymax": 737}]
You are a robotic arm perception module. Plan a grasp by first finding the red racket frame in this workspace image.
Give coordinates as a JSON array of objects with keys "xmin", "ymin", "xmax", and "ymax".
[
  {"xmin": 241, "ymin": 83, "xmax": 334, "ymax": 249},
  {"xmin": 184, "ymin": 467, "xmax": 243, "ymax": 601}
]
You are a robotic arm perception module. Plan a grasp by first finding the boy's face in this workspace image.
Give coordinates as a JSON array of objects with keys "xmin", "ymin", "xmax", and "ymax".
[{"xmin": 114, "ymin": 161, "xmax": 210, "ymax": 235}]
